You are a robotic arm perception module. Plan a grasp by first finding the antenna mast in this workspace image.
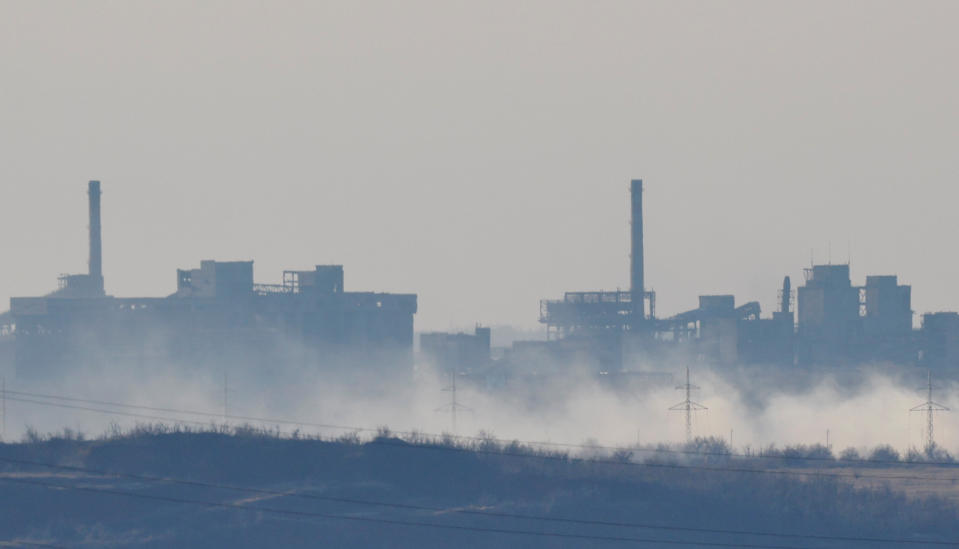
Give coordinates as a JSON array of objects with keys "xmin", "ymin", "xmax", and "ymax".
[
  {"xmin": 910, "ymin": 371, "xmax": 949, "ymax": 455},
  {"xmin": 669, "ymin": 367, "xmax": 707, "ymax": 443}
]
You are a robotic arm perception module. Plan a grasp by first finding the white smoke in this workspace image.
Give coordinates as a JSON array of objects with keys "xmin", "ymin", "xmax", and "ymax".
[{"xmin": 2, "ymin": 340, "xmax": 956, "ymax": 457}]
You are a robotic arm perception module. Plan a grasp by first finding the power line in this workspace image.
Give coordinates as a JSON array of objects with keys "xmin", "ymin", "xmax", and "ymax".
[
  {"xmin": 0, "ymin": 476, "xmax": 818, "ymax": 549},
  {"xmin": 0, "ymin": 455, "xmax": 952, "ymax": 547},
  {"xmin": 0, "ymin": 395, "xmax": 945, "ymax": 487},
  {"xmin": 6, "ymin": 387, "xmax": 959, "ymax": 469},
  {"xmin": 0, "ymin": 541, "xmax": 66, "ymax": 549},
  {"xmin": 2, "ymin": 390, "xmax": 361, "ymax": 431},
  {"xmin": 4, "ymin": 396, "xmax": 216, "ymax": 428},
  {"xmin": 6, "ymin": 393, "xmax": 959, "ymax": 486},
  {"xmin": 6, "ymin": 396, "xmax": 959, "ymax": 545}
]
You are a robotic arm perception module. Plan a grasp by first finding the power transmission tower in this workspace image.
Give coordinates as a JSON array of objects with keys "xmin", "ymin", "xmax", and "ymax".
[
  {"xmin": 910, "ymin": 371, "xmax": 949, "ymax": 455},
  {"xmin": 435, "ymin": 369, "xmax": 472, "ymax": 434},
  {"xmin": 669, "ymin": 367, "xmax": 707, "ymax": 443}
]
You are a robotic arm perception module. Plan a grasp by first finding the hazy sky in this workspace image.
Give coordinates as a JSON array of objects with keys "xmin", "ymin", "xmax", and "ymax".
[{"xmin": 1, "ymin": 1, "xmax": 957, "ymax": 331}]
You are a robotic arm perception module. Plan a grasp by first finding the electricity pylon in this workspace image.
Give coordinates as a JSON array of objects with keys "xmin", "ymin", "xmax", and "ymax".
[
  {"xmin": 910, "ymin": 371, "xmax": 949, "ymax": 455},
  {"xmin": 669, "ymin": 367, "xmax": 707, "ymax": 443},
  {"xmin": 436, "ymin": 369, "xmax": 472, "ymax": 434}
]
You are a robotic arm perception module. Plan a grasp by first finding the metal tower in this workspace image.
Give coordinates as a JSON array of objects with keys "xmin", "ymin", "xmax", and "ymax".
[
  {"xmin": 910, "ymin": 371, "xmax": 949, "ymax": 455},
  {"xmin": 669, "ymin": 367, "xmax": 707, "ymax": 443},
  {"xmin": 436, "ymin": 369, "xmax": 472, "ymax": 434}
]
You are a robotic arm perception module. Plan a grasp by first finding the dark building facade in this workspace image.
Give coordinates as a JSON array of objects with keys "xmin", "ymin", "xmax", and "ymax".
[
  {"xmin": 797, "ymin": 265, "xmax": 861, "ymax": 364},
  {"xmin": 420, "ymin": 326, "xmax": 491, "ymax": 374},
  {"xmin": 920, "ymin": 312, "xmax": 959, "ymax": 372}
]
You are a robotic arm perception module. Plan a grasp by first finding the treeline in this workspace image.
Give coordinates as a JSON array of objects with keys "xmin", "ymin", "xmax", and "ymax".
[
  {"xmin": 2, "ymin": 424, "xmax": 958, "ymax": 548},
  {"xmin": 628, "ymin": 436, "xmax": 956, "ymax": 467},
  {"xmin": 14, "ymin": 423, "xmax": 957, "ymax": 468}
]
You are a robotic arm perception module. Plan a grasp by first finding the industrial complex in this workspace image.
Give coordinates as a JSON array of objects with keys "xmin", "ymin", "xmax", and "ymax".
[
  {"xmin": 423, "ymin": 180, "xmax": 959, "ymax": 380},
  {"xmin": 1, "ymin": 179, "xmax": 957, "ymax": 382},
  {"xmin": 0, "ymin": 181, "xmax": 416, "ymax": 378}
]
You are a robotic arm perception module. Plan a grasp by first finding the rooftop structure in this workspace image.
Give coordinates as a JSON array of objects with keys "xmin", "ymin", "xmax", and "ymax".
[
  {"xmin": 539, "ymin": 180, "xmax": 655, "ymax": 340},
  {"xmin": 797, "ymin": 264, "xmax": 860, "ymax": 364},
  {"xmin": 531, "ymin": 179, "xmax": 933, "ymax": 372},
  {"xmin": 5, "ymin": 182, "xmax": 417, "ymax": 378}
]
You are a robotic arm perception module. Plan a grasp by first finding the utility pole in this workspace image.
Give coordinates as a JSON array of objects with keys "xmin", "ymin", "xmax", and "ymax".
[
  {"xmin": 436, "ymin": 369, "xmax": 471, "ymax": 434},
  {"xmin": 669, "ymin": 367, "xmax": 707, "ymax": 443},
  {"xmin": 910, "ymin": 371, "xmax": 949, "ymax": 455},
  {"xmin": 1, "ymin": 377, "xmax": 5, "ymax": 440}
]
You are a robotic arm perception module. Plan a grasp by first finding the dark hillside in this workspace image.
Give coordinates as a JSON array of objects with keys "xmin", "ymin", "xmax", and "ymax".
[{"xmin": 0, "ymin": 428, "xmax": 956, "ymax": 548}]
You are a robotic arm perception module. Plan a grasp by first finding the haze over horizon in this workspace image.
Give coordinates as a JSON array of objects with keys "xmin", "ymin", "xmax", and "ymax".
[{"xmin": 2, "ymin": 1, "xmax": 958, "ymax": 331}]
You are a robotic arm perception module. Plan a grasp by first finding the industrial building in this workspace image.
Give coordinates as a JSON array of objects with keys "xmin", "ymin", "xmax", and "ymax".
[
  {"xmin": 919, "ymin": 312, "xmax": 959, "ymax": 371},
  {"xmin": 532, "ymin": 180, "xmax": 654, "ymax": 372},
  {"xmin": 4, "ymin": 177, "xmax": 959, "ymax": 383},
  {"xmin": 796, "ymin": 268, "xmax": 914, "ymax": 364},
  {"xmin": 539, "ymin": 180, "xmax": 655, "ymax": 340},
  {"xmin": 419, "ymin": 326, "xmax": 491, "ymax": 374},
  {"xmin": 1, "ymin": 181, "xmax": 417, "ymax": 378},
  {"xmin": 531, "ymin": 178, "xmax": 959, "ymax": 375},
  {"xmin": 533, "ymin": 179, "xmax": 793, "ymax": 371}
]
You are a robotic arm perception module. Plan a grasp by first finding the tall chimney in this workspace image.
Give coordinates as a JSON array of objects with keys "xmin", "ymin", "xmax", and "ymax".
[
  {"xmin": 781, "ymin": 276, "xmax": 791, "ymax": 313},
  {"xmin": 630, "ymin": 179, "xmax": 644, "ymax": 326},
  {"xmin": 88, "ymin": 180, "xmax": 104, "ymax": 295}
]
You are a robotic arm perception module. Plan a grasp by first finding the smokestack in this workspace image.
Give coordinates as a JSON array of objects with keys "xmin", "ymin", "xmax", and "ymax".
[
  {"xmin": 88, "ymin": 180, "xmax": 104, "ymax": 295},
  {"xmin": 781, "ymin": 276, "xmax": 791, "ymax": 313},
  {"xmin": 630, "ymin": 179, "xmax": 644, "ymax": 325}
]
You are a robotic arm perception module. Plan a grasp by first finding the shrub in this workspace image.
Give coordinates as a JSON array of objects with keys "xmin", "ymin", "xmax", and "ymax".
[
  {"xmin": 868, "ymin": 444, "xmax": 901, "ymax": 463},
  {"xmin": 839, "ymin": 447, "xmax": 861, "ymax": 461},
  {"xmin": 22, "ymin": 426, "xmax": 42, "ymax": 444},
  {"xmin": 334, "ymin": 431, "xmax": 361, "ymax": 445}
]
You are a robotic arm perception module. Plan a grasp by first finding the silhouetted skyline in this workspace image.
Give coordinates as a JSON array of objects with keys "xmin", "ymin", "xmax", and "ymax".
[{"xmin": 2, "ymin": 2, "xmax": 957, "ymax": 332}]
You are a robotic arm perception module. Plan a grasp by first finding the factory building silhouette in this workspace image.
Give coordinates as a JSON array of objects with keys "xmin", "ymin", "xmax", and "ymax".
[
  {"xmin": 425, "ymin": 179, "xmax": 959, "ymax": 378},
  {"xmin": 1, "ymin": 179, "xmax": 958, "ymax": 381},
  {"xmin": 0, "ymin": 181, "xmax": 416, "ymax": 377}
]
